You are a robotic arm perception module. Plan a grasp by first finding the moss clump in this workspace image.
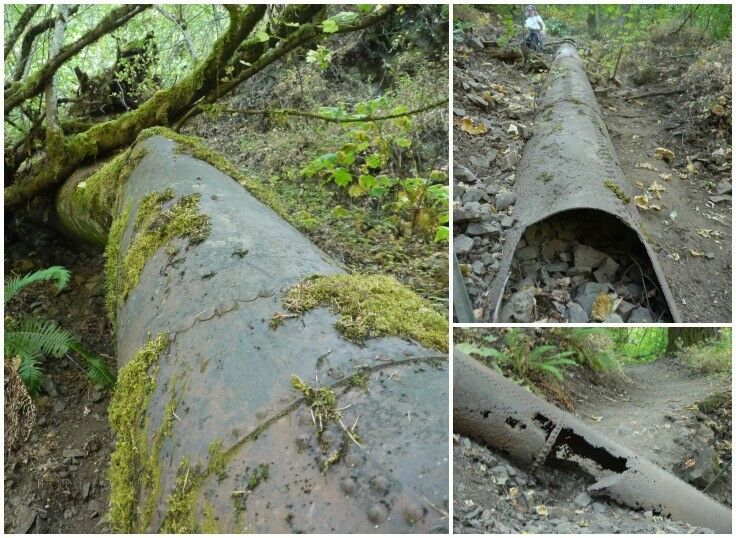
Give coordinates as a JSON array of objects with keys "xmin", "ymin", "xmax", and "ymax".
[
  {"xmin": 284, "ymin": 274, "xmax": 448, "ymax": 351},
  {"xmin": 604, "ymin": 179, "xmax": 630, "ymax": 203},
  {"xmin": 104, "ymin": 201, "xmax": 131, "ymax": 322},
  {"xmin": 247, "ymin": 463, "xmax": 270, "ymax": 489},
  {"xmin": 348, "ymin": 371, "xmax": 370, "ymax": 391},
  {"xmin": 201, "ymin": 502, "xmax": 220, "ymax": 533},
  {"xmin": 108, "ymin": 333, "xmax": 170, "ymax": 533},
  {"xmin": 120, "ymin": 191, "xmax": 211, "ymax": 303},
  {"xmin": 207, "ymin": 440, "xmax": 229, "ymax": 482},
  {"xmin": 536, "ymin": 171, "xmax": 553, "ymax": 183},
  {"xmin": 161, "ymin": 458, "xmax": 200, "ymax": 533},
  {"xmin": 291, "ymin": 374, "xmax": 339, "ymax": 432}
]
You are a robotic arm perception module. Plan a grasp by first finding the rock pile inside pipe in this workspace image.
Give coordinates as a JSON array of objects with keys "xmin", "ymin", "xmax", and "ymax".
[{"xmin": 499, "ymin": 210, "xmax": 672, "ymax": 323}]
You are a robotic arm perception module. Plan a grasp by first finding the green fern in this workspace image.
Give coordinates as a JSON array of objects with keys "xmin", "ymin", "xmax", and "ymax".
[
  {"xmin": 4, "ymin": 265, "xmax": 70, "ymax": 305},
  {"xmin": 4, "ymin": 266, "xmax": 116, "ymax": 395}
]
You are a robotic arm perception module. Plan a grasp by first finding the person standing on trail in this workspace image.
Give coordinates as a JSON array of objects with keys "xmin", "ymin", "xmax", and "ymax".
[{"xmin": 524, "ymin": 4, "xmax": 546, "ymax": 51}]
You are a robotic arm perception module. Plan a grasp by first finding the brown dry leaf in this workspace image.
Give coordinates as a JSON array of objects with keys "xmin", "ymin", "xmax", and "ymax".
[
  {"xmin": 578, "ymin": 519, "xmax": 590, "ymax": 528},
  {"xmin": 684, "ymin": 457, "xmax": 696, "ymax": 470},
  {"xmin": 686, "ymin": 160, "xmax": 699, "ymax": 175},
  {"xmin": 635, "ymin": 181, "xmax": 645, "ymax": 189},
  {"xmin": 458, "ymin": 116, "xmax": 487, "ymax": 135},
  {"xmin": 654, "ymin": 147, "xmax": 675, "ymax": 163},
  {"xmin": 659, "ymin": 173, "xmax": 672, "ymax": 181},
  {"xmin": 690, "ymin": 249, "xmax": 705, "ymax": 257},
  {"xmin": 589, "ymin": 415, "xmax": 603, "ymax": 421},
  {"xmin": 535, "ymin": 505, "xmax": 549, "ymax": 517},
  {"xmin": 647, "ymin": 181, "xmax": 666, "ymax": 199},
  {"xmin": 670, "ymin": 252, "xmax": 680, "ymax": 261},
  {"xmin": 634, "ymin": 194, "xmax": 650, "ymax": 209},
  {"xmin": 591, "ymin": 292, "xmax": 615, "ymax": 321}
]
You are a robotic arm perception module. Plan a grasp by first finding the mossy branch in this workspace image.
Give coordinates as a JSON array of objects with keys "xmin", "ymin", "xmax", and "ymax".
[{"xmin": 208, "ymin": 98, "xmax": 449, "ymax": 124}]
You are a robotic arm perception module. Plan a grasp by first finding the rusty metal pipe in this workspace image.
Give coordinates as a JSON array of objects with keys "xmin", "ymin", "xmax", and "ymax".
[
  {"xmin": 480, "ymin": 44, "xmax": 680, "ymax": 322},
  {"xmin": 454, "ymin": 350, "xmax": 731, "ymax": 533}
]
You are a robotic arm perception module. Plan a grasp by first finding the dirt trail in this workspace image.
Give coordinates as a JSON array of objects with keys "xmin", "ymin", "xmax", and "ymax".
[
  {"xmin": 567, "ymin": 358, "xmax": 722, "ymax": 472},
  {"xmin": 602, "ymin": 93, "xmax": 732, "ymax": 322}
]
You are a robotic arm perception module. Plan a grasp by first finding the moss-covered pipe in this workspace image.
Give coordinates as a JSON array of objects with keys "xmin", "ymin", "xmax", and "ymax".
[{"xmin": 73, "ymin": 133, "xmax": 448, "ymax": 533}]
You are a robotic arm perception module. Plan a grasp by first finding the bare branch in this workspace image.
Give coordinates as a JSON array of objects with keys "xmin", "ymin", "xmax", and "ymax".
[
  {"xmin": 154, "ymin": 5, "xmax": 197, "ymax": 62},
  {"xmin": 4, "ymin": 4, "xmax": 41, "ymax": 59},
  {"xmin": 44, "ymin": 5, "xmax": 70, "ymax": 133},
  {"xmin": 211, "ymin": 98, "xmax": 449, "ymax": 124},
  {"xmin": 5, "ymin": 5, "xmax": 152, "ymax": 115}
]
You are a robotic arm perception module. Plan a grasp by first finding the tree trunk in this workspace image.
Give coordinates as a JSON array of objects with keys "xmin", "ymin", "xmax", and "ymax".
[
  {"xmin": 587, "ymin": 6, "xmax": 598, "ymax": 38},
  {"xmin": 58, "ymin": 132, "xmax": 449, "ymax": 533},
  {"xmin": 666, "ymin": 327, "xmax": 719, "ymax": 353}
]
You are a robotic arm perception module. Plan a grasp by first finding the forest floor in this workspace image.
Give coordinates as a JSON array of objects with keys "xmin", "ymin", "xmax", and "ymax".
[
  {"xmin": 4, "ymin": 16, "xmax": 447, "ymax": 534},
  {"xmin": 453, "ymin": 11, "xmax": 731, "ymax": 322},
  {"xmin": 454, "ymin": 357, "xmax": 732, "ymax": 533}
]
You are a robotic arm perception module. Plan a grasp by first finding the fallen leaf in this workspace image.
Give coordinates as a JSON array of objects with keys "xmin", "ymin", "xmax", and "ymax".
[
  {"xmin": 507, "ymin": 124, "xmax": 520, "ymax": 138},
  {"xmin": 589, "ymin": 415, "xmax": 603, "ymax": 421},
  {"xmin": 659, "ymin": 173, "xmax": 672, "ymax": 181},
  {"xmin": 634, "ymin": 194, "xmax": 661, "ymax": 211},
  {"xmin": 654, "ymin": 147, "xmax": 675, "ymax": 163},
  {"xmin": 636, "ymin": 161, "xmax": 657, "ymax": 171},
  {"xmin": 458, "ymin": 116, "xmax": 487, "ymax": 135},
  {"xmin": 684, "ymin": 458, "xmax": 696, "ymax": 469},
  {"xmin": 578, "ymin": 519, "xmax": 590, "ymax": 528},
  {"xmin": 647, "ymin": 181, "xmax": 666, "ymax": 199},
  {"xmin": 635, "ymin": 181, "xmax": 645, "ymax": 188},
  {"xmin": 509, "ymin": 486, "xmax": 520, "ymax": 498},
  {"xmin": 535, "ymin": 505, "xmax": 549, "ymax": 517},
  {"xmin": 591, "ymin": 292, "xmax": 615, "ymax": 321},
  {"xmin": 686, "ymin": 160, "xmax": 699, "ymax": 175},
  {"xmin": 690, "ymin": 249, "xmax": 705, "ymax": 257},
  {"xmin": 670, "ymin": 252, "xmax": 680, "ymax": 261}
]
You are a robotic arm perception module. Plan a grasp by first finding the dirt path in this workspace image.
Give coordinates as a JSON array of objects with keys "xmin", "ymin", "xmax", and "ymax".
[
  {"xmin": 567, "ymin": 358, "xmax": 723, "ymax": 472},
  {"xmin": 602, "ymin": 94, "xmax": 732, "ymax": 322}
]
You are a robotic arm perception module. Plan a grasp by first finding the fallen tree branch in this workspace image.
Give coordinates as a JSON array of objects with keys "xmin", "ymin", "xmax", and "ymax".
[
  {"xmin": 625, "ymin": 87, "xmax": 686, "ymax": 100},
  {"xmin": 210, "ymin": 98, "xmax": 448, "ymax": 123},
  {"xmin": 154, "ymin": 5, "xmax": 196, "ymax": 62}
]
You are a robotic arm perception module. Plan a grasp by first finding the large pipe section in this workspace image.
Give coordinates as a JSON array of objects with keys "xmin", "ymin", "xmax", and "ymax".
[
  {"xmin": 454, "ymin": 350, "xmax": 731, "ymax": 533},
  {"xmin": 103, "ymin": 135, "xmax": 448, "ymax": 533},
  {"xmin": 478, "ymin": 44, "xmax": 680, "ymax": 322}
]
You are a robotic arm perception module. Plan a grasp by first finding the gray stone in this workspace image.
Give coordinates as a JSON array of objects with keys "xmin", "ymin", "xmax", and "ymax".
[
  {"xmin": 467, "ymin": 93, "xmax": 489, "ymax": 110},
  {"xmin": 468, "ymin": 36, "xmax": 484, "ymax": 51},
  {"xmin": 455, "ymin": 164, "xmax": 478, "ymax": 183},
  {"xmin": 709, "ymin": 195, "xmax": 731, "ymax": 204},
  {"xmin": 574, "ymin": 244, "xmax": 607, "ymax": 269},
  {"xmin": 574, "ymin": 283, "xmax": 612, "ymax": 315},
  {"xmin": 715, "ymin": 182, "xmax": 732, "ymax": 195},
  {"xmin": 516, "ymin": 245, "xmax": 539, "ymax": 261},
  {"xmin": 472, "ymin": 261, "xmax": 485, "ymax": 275},
  {"xmin": 574, "ymin": 491, "xmax": 592, "ymax": 508},
  {"xmin": 495, "ymin": 191, "xmax": 516, "ymax": 210},
  {"xmin": 499, "ymin": 289, "xmax": 535, "ymax": 323},
  {"xmin": 627, "ymin": 307, "xmax": 653, "ymax": 323},
  {"xmin": 540, "ymin": 239, "xmax": 569, "ymax": 262},
  {"xmin": 546, "ymin": 262, "xmax": 569, "ymax": 273},
  {"xmin": 466, "ymin": 221, "xmax": 501, "ymax": 236},
  {"xmin": 594, "ymin": 256, "xmax": 620, "ymax": 283},
  {"xmin": 63, "ymin": 448, "xmax": 85, "ymax": 460},
  {"xmin": 616, "ymin": 300, "xmax": 637, "ymax": 320},
  {"xmin": 454, "ymin": 235, "xmax": 475, "ymax": 255},
  {"xmin": 567, "ymin": 303, "xmax": 589, "ymax": 323},
  {"xmin": 604, "ymin": 313, "xmax": 624, "ymax": 323},
  {"xmin": 453, "ymin": 106, "xmax": 466, "ymax": 116},
  {"xmin": 591, "ymin": 502, "xmax": 607, "ymax": 514},
  {"xmin": 500, "ymin": 216, "xmax": 516, "ymax": 228},
  {"xmin": 566, "ymin": 266, "xmax": 592, "ymax": 276},
  {"xmin": 469, "ymin": 153, "xmax": 491, "ymax": 168}
]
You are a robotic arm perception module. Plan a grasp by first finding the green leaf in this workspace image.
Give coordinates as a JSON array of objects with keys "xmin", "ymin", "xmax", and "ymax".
[
  {"xmin": 395, "ymin": 137, "xmax": 412, "ymax": 148},
  {"xmin": 253, "ymin": 30, "xmax": 270, "ymax": 42},
  {"xmin": 332, "ymin": 168, "xmax": 352, "ymax": 187},
  {"xmin": 331, "ymin": 205, "xmax": 349, "ymax": 218},
  {"xmin": 358, "ymin": 174, "xmax": 376, "ymax": 189},
  {"xmin": 434, "ymin": 226, "xmax": 449, "ymax": 242},
  {"xmin": 365, "ymin": 154, "xmax": 382, "ymax": 169},
  {"xmin": 322, "ymin": 19, "xmax": 339, "ymax": 33},
  {"xmin": 5, "ymin": 266, "xmax": 70, "ymax": 305}
]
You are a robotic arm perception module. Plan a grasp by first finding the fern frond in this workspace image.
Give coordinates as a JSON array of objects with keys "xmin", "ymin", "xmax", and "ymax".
[
  {"xmin": 4, "ymin": 266, "xmax": 71, "ymax": 305},
  {"xmin": 534, "ymin": 362, "xmax": 564, "ymax": 381},
  {"xmin": 6, "ymin": 319, "xmax": 75, "ymax": 358},
  {"xmin": 16, "ymin": 352, "xmax": 44, "ymax": 396},
  {"xmin": 528, "ymin": 345, "xmax": 558, "ymax": 363},
  {"xmin": 72, "ymin": 342, "xmax": 116, "ymax": 388},
  {"xmin": 456, "ymin": 342, "xmax": 508, "ymax": 361}
]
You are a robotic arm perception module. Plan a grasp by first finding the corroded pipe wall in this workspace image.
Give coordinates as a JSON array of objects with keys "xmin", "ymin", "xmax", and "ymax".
[
  {"xmin": 107, "ymin": 136, "xmax": 448, "ymax": 533},
  {"xmin": 454, "ymin": 351, "xmax": 731, "ymax": 533},
  {"xmin": 482, "ymin": 44, "xmax": 680, "ymax": 322}
]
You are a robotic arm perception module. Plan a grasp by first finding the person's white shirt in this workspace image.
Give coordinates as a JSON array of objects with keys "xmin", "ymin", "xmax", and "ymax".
[{"xmin": 525, "ymin": 15, "xmax": 545, "ymax": 33}]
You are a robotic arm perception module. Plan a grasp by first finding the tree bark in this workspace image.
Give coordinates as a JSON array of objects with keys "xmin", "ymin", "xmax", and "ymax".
[
  {"xmin": 666, "ymin": 327, "xmax": 719, "ymax": 353},
  {"xmin": 4, "ymin": 4, "xmax": 41, "ymax": 59}
]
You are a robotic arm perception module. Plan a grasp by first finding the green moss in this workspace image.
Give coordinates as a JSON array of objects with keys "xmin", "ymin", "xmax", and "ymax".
[
  {"xmin": 283, "ymin": 274, "xmax": 448, "ymax": 351},
  {"xmin": 536, "ymin": 171, "xmax": 553, "ymax": 183},
  {"xmin": 104, "ymin": 201, "xmax": 131, "ymax": 323},
  {"xmin": 247, "ymin": 463, "xmax": 270, "ymax": 489},
  {"xmin": 120, "ymin": 191, "xmax": 210, "ymax": 303},
  {"xmin": 108, "ymin": 333, "xmax": 170, "ymax": 533},
  {"xmin": 604, "ymin": 179, "xmax": 630, "ymax": 204},
  {"xmin": 291, "ymin": 374, "xmax": 339, "ymax": 431},
  {"xmin": 161, "ymin": 458, "xmax": 200, "ymax": 533},
  {"xmin": 604, "ymin": 179, "xmax": 629, "ymax": 202},
  {"xmin": 207, "ymin": 440, "xmax": 229, "ymax": 482},
  {"xmin": 348, "ymin": 371, "xmax": 370, "ymax": 391},
  {"xmin": 201, "ymin": 502, "xmax": 220, "ymax": 533}
]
